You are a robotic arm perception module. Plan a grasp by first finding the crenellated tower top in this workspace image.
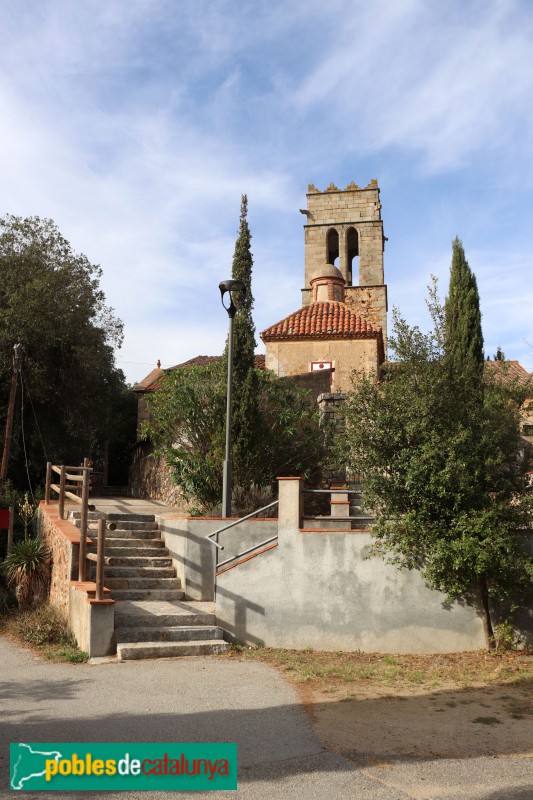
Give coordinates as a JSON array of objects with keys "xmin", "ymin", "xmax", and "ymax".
[{"xmin": 301, "ymin": 179, "xmax": 387, "ymax": 340}]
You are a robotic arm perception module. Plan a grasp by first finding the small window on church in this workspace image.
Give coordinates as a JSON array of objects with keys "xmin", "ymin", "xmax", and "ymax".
[
  {"xmin": 326, "ymin": 228, "xmax": 339, "ymax": 266},
  {"xmin": 346, "ymin": 227, "xmax": 359, "ymax": 285}
]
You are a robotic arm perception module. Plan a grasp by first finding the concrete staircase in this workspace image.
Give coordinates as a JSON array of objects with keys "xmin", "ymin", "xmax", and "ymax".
[
  {"xmin": 348, "ymin": 484, "xmax": 375, "ymax": 530},
  {"xmin": 71, "ymin": 511, "xmax": 228, "ymax": 661}
]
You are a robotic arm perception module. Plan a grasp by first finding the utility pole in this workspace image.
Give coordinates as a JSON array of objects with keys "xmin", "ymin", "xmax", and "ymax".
[
  {"xmin": 0, "ymin": 344, "xmax": 23, "ymax": 495},
  {"xmin": 219, "ymin": 280, "xmax": 245, "ymax": 518}
]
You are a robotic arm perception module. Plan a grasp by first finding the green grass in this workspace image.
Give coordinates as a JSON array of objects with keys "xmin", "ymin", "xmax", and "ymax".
[{"xmin": 225, "ymin": 644, "xmax": 533, "ymax": 696}]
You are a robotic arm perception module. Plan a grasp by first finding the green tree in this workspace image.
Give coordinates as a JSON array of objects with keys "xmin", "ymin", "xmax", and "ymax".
[
  {"xmin": 229, "ymin": 194, "xmax": 256, "ymax": 380},
  {"xmin": 144, "ymin": 361, "xmax": 325, "ymax": 513},
  {"xmin": 223, "ymin": 195, "xmax": 262, "ymax": 482},
  {"xmin": 344, "ymin": 284, "xmax": 532, "ymax": 649},
  {"xmin": 0, "ymin": 215, "xmax": 129, "ymax": 491},
  {"xmin": 445, "ymin": 237, "xmax": 484, "ymax": 379}
]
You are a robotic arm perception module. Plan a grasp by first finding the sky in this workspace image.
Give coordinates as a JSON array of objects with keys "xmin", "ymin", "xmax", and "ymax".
[{"xmin": 1, "ymin": 0, "xmax": 532, "ymax": 384}]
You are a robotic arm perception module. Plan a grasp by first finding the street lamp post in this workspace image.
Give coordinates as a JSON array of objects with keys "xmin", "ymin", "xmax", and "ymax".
[{"xmin": 219, "ymin": 279, "xmax": 245, "ymax": 518}]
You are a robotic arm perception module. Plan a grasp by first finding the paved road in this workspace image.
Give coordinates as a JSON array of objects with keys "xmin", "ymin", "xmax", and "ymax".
[{"xmin": 0, "ymin": 636, "xmax": 531, "ymax": 799}]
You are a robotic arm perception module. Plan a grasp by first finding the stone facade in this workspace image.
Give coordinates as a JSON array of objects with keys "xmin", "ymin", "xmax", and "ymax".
[
  {"xmin": 128, "ymin": 441, "xmax": 187, "ymax": 510},
  {"xmin": 302, "ymin": 180, "xmax": 387, "ymax": 339},
  {"xmin": 264, "ymin": 338, "xmax": 380, "ymax": 394},
  {"xmin": 261, "ymin": 179, "xmax": 387, "ymax": 393},
  {"xmin": 38, "ymin": 502, "xmax": 85, "ymax": 615}
]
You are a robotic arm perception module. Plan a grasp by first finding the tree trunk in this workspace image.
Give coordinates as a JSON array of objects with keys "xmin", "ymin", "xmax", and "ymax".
[{"xmin": 480, "ymin": 578, "xmax": 495, "ymax": 650}]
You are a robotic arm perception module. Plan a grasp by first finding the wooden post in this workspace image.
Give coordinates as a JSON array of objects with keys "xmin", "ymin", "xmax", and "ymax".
[
  {"xmin": 95, "ymin": 517, "xmax": 105, "ymax": 601},
  {"xmin": 102, "ymin": 437, "xmax": 109, "ymax": 489},
  {"xmin": 7, "ymin": 506, "xmax": 14, "ymax": 555},
  {"xmin": 58, "ymin": 464, "xmax": 66, "ymax": 520},
  {"xmin": 45, "ymin": 462, "xmax": 52, "ymax": 505},
  {"xmin": 0, "ymin": 344, "xmax": 22, "ymax": 495},
  {"xmin": 78, "ymin": 458, "xmax": 91, "ymax": 582}
]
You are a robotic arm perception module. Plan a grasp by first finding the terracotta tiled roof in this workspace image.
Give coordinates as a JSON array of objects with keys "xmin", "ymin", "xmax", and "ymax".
[
  {"xmin": 260, "ymin": 302, "xmax": 380, "ymax": 341},
  {"xmin": 381, "ymin": 358, "xmax": 532, "ymax": 386},
  {"xmin": 134, "ymin": 366, "xmax": 164, "ymax": 392},
  {"xmin": 484, "ymin": 359, "xmax": 531, "ymax": 387},
  {"xmin": 134, "ymin": 354, "xmax": 266, "ymax": 393}
]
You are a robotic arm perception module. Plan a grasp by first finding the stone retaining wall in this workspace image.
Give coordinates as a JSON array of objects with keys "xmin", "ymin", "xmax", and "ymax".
[
  {"xmin": 37, "ymin": 503, "xmax": 85, "ymax": 613},
  {"xmin": 128, "ymin": 442, "xmax": 185, "ymax": 509}
]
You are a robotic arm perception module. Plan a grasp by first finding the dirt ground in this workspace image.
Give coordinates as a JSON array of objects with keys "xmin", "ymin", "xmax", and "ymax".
[
  {"xmin": 300, "ymin": 680, "xmax": 532, "ymax": 762},
  {"xmin": 228, "ymin": 649, "xmax": 533, "ymax": 762}
]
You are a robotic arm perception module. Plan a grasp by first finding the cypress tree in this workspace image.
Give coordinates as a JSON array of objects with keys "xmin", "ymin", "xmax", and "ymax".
[
  {"xmin": 230, "ymin": 194, "xmax": 256, "ymax": 384},
  {"xmin": 226, "ymin": 195, "xmax": 261, "ymax": 491},
  {"xmin": 444, "ymin": 237, "xmax": 484, "ymax": 377}
]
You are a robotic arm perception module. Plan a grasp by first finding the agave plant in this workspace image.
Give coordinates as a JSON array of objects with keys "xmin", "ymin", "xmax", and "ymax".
[{"xmin": 2, "ymin": 538, "xmax": 50, "ymax": 611}]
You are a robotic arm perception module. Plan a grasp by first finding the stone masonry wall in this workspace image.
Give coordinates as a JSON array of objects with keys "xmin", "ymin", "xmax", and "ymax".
[
  {"xmin": 304, "ymin": 181, "xmax": 384, "ymax": 291},
  {"xmin": 129, "ymin": 442, "xmax": 186, "ymax": 510},
  {"xmin": 344, "ymin": 284, "xmax": 387, "ymax": 340},
  {"xmin": 38, "ymin": 503, "xmax": 82, "ymax": 615}
]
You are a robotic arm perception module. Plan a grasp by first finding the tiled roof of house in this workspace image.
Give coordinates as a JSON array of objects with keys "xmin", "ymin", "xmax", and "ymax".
[
  {"xmin": 134, "ymin": 354, "xmax": 266, "ymax": 393},
  {"xmin": 484, "ymin": 359, "xmax": 531, "ymax": 387},
  {"xmin": 381, "ymin": 358, "xmax": 532, "ymax": 388},
  {"xmin": 260, "ymin": 302, "xmax": 381, "ymax": 341},
  {"xmin": 134, "ymin": 366, "xmax": 164, "ymax": 392}
]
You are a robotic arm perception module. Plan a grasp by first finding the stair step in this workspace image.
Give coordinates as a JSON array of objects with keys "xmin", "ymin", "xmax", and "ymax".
[
  {"xmin": 115, "ymin": 625, "xmax": 224, "ymax": 643},
  {"xmin": 106, "ymin": 556, "xmax": 173, "ymax": 567},
  {"xmin": 105, "ymin": 577, "xmax": 181, "ymax": 589},
  {"xmin": 104, "ymin": 538, "xmax": 166, "ymax": 549},
  {"xmin": 111, "ymin": 589, "xmax": 185, "ymax": 601},
  {"xmin": 105, "ymin": 567, "xmax": 176, "ymax": 578},
  {"xmin": 117, "ymin": 640, "xmax": 228, "ymax": 660},
  {"xmin": 70, "ymin": 512, "xmax": 156, "ymax": 523},
  {"xmin": 114, "ymin": 600, "xmax": 216, "ymax": 628},
  {"xmin": 106, "ymin": 513, "xmax": 156, "ymax": 522},
  {"xmin": 104, "ymin": 546, "xmax": 169, "ymax": 558},
  {"xmin": 100, "ymin": 530, "xmax": 162, "ymax": 540},
  {"xmin": 111, "ymin": 521, "xmax": 159, "ymax": 531}
]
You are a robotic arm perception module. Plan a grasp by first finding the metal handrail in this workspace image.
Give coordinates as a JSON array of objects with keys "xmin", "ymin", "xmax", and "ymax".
[
  {"xmin": 205, "ymin": 500, "xmax": 279, "ymax": 551},
  {"xmin": 206, "ymin": 500, "xmax": 279, "ymax": 593},
  {"xmin": 303, "ymin": 488, "xmax": 362, "ymax": 494},
  {"xmin": 217, "ymin": 535, "xmax": 278, "ymax": 571}
]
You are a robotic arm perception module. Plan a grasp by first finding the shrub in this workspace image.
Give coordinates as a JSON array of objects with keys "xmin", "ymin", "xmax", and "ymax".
[
  {"xmin": 10, "ymin": 603, "xmax": 75, "ymax": 647},
  {"xmin": 2, "ymin": 538, "xmax": 50, "ymax": 610}
]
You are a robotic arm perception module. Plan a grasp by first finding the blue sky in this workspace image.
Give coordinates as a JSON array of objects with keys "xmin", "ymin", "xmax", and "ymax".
[{"xmin": 1, "ymin": 0, "xmax": 532, "ymax": 383}]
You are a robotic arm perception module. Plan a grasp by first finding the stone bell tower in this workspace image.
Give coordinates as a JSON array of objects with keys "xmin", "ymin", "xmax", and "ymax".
[{"xmin": 301, "ymin": 179, "xmax": 387, "ymax": 340}]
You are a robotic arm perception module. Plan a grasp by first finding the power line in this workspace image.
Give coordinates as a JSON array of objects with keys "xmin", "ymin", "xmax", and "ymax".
[
  {"xmin": 19, "ymin": 370, "xmax": 36, "ymax": 504},
  {"xmin": 20, "ymin": 364, "xmax": 48, "ymax": 462}
]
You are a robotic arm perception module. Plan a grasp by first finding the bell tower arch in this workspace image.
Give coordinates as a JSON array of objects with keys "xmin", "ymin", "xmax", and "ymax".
[{"xmin": 301, "ymin": 179, "xmax": 387, "ymax": 340}]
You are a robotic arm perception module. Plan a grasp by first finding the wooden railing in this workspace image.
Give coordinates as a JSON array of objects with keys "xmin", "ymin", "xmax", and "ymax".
[
  {"xmin": 44, "ymin": 459, "xmax": 100, "ymax": 583},
  {"xmin": 85, "ymin": 516, "xmax": 116, "ymax": 601}
]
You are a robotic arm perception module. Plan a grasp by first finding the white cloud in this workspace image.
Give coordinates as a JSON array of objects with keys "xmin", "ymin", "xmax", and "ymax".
[
  {"xmin": 0, "ymin": 0, "xmax": 531, "ymax": 382},
  {"xmin": 294, "ymin": 0, "xmax": 533, "ymax": 174}
]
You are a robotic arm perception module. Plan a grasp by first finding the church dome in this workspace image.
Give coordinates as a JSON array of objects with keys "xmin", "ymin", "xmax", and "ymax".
[
  {"xmin": 308, "ymin": 263, "xmax": 345, "ymax": 283},
  {"xmin": 309, "ymin": 263, "xmax": 345, "ymax": 303}
]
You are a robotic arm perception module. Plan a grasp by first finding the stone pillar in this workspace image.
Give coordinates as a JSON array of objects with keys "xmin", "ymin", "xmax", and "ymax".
[
  {"xmin": 277, "ymin": 477, "xmax": 303, "ymax": 529},
  {"xmin": 330, "ymin": 489, "xmax": 351, "ymax": 530}
]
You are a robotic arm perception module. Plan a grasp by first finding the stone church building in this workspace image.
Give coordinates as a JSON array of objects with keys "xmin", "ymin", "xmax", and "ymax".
[
  {"xmin": 260, "ymin": 179, "xmax": 386, "ymax": 391},
  {"xmin": 131, "ymin": 179, "xmax": 531, "ymax": 504},
  {"xmin": 130, "ymin": 179, "xmax": 389, "ymax": 503}
]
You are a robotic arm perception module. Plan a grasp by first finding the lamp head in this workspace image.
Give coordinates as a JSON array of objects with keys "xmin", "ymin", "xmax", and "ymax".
[{"xmin": 219, "ymin": 279, "xmax": 246, "ymax": 318}]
